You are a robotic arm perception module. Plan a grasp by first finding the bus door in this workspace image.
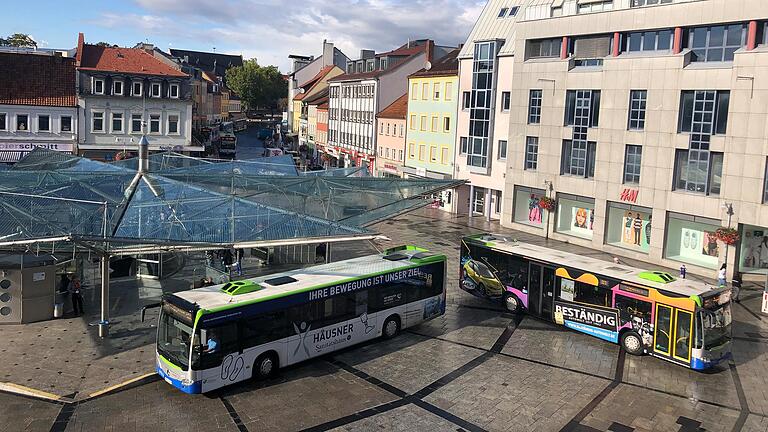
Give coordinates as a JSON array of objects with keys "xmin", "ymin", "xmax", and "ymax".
[
  {"xmin": 653, "ymin": 304, "xmax": 694, "ymax": 364},
  {"xmin": 528, "ymin": 263, "xmax": 555, "ymax": 319}
]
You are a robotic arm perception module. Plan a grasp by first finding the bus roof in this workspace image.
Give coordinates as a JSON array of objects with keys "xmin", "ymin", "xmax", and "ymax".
[
  {"xmin": 173, "ymin": 246, "xmax": 445, "ymax": 312},
  {"xmin": 464, "ymin": 234, "xmax": 717, "ymax": 298}
]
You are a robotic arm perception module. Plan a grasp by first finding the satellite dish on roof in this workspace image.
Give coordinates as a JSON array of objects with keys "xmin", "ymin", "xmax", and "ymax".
[{"xmin": 424, "ymin": 61, "xmax": 432, "ymax": 71}]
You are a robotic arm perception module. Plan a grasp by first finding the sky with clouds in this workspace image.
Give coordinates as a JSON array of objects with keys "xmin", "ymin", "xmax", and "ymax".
[{"xmin": 3, "ymin": 0, "xmax": 485, "ymax": 72}]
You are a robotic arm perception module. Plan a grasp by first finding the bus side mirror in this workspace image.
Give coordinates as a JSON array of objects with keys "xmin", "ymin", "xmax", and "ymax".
[{"xmin": 141, "ymin": 302, "xmax": 162, "ymax": 322}]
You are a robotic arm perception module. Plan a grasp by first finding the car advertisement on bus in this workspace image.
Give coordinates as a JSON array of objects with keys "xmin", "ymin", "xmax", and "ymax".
[{"xmin": 554, "ymin": 301, "xmax": 620, "ymax": 343}]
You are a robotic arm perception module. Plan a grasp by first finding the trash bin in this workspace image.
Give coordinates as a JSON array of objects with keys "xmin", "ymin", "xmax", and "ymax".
[
  {"xmin": 54, "ymin": 302, "xmax": 64, "ymax": 318},
  {"xmin": 53, "ymin": 292, "xmax": 65, "ymax": 318}
]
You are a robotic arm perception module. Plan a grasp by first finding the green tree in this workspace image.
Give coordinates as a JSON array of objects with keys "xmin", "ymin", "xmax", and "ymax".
[
  {"xmin": 2, "ymin": 33, "xmax": 37, "ymax": 48},
  {"xmin": 226, "ymin": 60, "xmax": 287, "ymax": 113}
]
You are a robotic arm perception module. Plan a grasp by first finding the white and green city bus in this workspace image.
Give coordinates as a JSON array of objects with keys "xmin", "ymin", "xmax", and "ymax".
[
  {"xmin": 460, "ymin": 234, "xmax": 732, "ymax": 370},
  {"xmin": 156, "ymin": 246, "xmax": 447, "ymax": 393}
]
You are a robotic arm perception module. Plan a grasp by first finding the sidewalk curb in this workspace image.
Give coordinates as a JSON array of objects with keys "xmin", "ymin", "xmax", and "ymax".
[
  {"xmin": 0, "ymin": 372, "xmax": 159, "ymax": 405},
  {"xmin": 0, "ymin": 382, "xmax": 67, "ymax": 404},
  {"xmin": 87, "ymin": 372, "xmax": 157, "ymax": 399}
]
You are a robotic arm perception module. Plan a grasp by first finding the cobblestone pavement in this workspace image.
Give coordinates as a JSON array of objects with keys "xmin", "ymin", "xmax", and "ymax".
[{"xmin": 1, "ymin": 208, "xmax": 768, "ymax": 431}]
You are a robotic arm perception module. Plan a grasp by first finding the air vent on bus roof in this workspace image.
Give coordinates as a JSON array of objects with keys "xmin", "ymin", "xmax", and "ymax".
[
  {"xmin": 264, "ymin": 276, "xmax": 298, "ymax": 286},
  {"xmin": 638, "ymin": 271, "xmax": 676, "ymax": 284},
  {"xmin": 383, "ymin": 253, "xmax": 409, "ymax": 261},
  {"xmin": 220, "ymin": 281, "xmax": 263, "ymax": 296},
  {"xmin": 411, "ymin": 252, "xmax": 435, "ymax": 260}
]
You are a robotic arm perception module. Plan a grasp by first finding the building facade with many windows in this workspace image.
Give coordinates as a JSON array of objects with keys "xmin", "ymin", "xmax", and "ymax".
[
  {"xmin": 456, "ymin": 0, "xmax": 523, "ymax": 220},
  {"xmin": 500, "ymin": 0, "xmax": 768, "ymax": 278},
  {"xmin": 0, "ymin": 51, "xmax": 78, "ymax": 163},
  {"xmin": 327, "ymin": 41, "xmax": 453, "ymax": 173},
  {"xmin": 376, "ymin": 94, "xmax": 408, "ymax": 178},
  {"xmin": 404, "ymin": 48, "xmax": 463, "ymax": 213},
  {"xmin": 75, "ymin": 33, "xmax": 195, "ymax": 159}
]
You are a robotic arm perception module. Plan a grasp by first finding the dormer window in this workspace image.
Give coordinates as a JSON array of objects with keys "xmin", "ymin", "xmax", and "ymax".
[
  {"xmin": 151, "ymin": 82, "xmax": 162, "ymax": 98},
  {"xmin": 132, "ymin": 81, "xmax": 143, "ymax": 97},
  {"xmin": 93, "ymin": 78, "xmax": 104, "ymax": 95},
  {"xmin": 169, "ymin": 83, "xmax": 179, "ymax": 98},
  {"xmin": 113, "ymin": 80, "xmax": 123, "ymax": 96}
]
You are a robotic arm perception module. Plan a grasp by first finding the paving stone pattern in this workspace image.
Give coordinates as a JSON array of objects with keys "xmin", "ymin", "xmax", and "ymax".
[
  {"xmin": 424, "ymin": 355, "xmax": 611, "ymax": 431},
  {"xmin": 335, "ymin": 331, "xmax": 485, "ymax": 395},
  {"xmin": 328, "ymin": 403, "xmax": 459, "ymax": 432},
  {"xmin": 502, "ymin": 317, "xmax": 620, "ymax": 379},
  {"xmin": 0, "ymin": 209, "xmax": 767, "ymax": 431},
  {"xmin": 220, "ymin": 361, "xmax": 397, "ymax": 431},
  {"xmin": 579, "ymin": 384, "xmax": 741, "ymax": 432}
]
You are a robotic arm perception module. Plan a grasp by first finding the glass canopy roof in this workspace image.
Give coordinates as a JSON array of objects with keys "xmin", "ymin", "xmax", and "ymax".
[{"xmin": 0, "ymin": 149, "xmax": 463, "ymax": 254}]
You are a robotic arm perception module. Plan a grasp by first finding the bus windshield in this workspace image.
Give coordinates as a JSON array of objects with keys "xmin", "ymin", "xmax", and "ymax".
[
  {"xmin": 158, "ymin": 311, "xmax": 193, "ymax": 370},
  {"xmin": 700, "ymin": 305, "xmax": 732, "ymax": 350}
]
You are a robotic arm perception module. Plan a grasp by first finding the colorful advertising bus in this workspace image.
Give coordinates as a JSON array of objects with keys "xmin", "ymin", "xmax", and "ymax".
[
  {"xmin": 461, "ymin": 234, "xmax": 732, "ymax": 370},
  {"xmin": 156, "ymin": 246, "xmax": 446, "ymax": 393}
]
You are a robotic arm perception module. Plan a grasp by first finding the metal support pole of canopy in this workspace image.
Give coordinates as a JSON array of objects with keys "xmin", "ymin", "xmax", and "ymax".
[{"xmin": 99, "ymin": 253, "xmax": 110, "ymax": 338}]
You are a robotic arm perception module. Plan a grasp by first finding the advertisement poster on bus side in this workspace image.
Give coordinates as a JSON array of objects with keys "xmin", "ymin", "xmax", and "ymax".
[{"xmin": 554, "ymin": 301, "xmax": 619, "ymax": 343}]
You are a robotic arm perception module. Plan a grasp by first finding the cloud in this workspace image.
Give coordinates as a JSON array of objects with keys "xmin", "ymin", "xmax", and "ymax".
[{"xmin": 120, "ymin": 0, "xmax": 483, "ymax": 71}]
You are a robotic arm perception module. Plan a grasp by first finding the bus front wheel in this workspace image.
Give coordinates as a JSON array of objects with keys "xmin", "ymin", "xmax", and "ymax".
[
  {"xmin": 382, "ymin": 316, "xmax": 400, "ymax": 339},
  {"xmin": 253, "ymin": 352, "xmax": 278, "ymax": 380},
  {"xmin": 620, "ymin": 331, "xmax": 644, "ymax": 356},
  {"xmin": 504, "ymin": 294, "xmax": 521, "ymax": 314}
]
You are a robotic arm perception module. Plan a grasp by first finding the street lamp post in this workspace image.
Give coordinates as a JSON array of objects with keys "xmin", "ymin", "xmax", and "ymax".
[
  {"xmin": 544, "ymin": 180, "xmax": 554, "ymax": 242},
  {"xmin": 723, "ymin": 203, "xmax": 735, "ymax": 267}
]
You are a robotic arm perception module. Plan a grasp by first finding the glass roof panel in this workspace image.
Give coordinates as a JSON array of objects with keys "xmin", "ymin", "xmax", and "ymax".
[{"xmin": 0, "ymin": 149, "xmax": 463, "ymax": 249}]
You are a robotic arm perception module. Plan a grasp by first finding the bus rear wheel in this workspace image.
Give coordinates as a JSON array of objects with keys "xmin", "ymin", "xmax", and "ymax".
[
  {"xmin": 382, "ymin": 315, "xmax": 400, "ymax": 339},
  {"xmin": 253, "ymin": 352, "xmax": 278, "ymax": 380},
  {"xmin": 621, "ymin": 331, "xmax": 644, "ymax": 356}
]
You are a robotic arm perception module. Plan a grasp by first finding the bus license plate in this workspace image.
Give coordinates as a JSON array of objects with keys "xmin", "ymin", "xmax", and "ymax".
[{"xmin": 165, "ymin": 377, "xmax": 173, "ymax": 385}]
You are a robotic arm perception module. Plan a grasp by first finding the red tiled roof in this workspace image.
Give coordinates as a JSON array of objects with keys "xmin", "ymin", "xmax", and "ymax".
[
  {"xmin": 78, "ymin": 41, "xmax": 187, "ymax": 77},
  {"xmin": 0, "ymin": 52, "xmax": 77, "ymax": 107},
  {"xmin": 293, "ymin": 92, "xmax": 307, "ymax": 101},
  {"xmin": 298, "ymin": 65, "xmax": 335, "ymax": 88},
  {"xmin": 318, "ymin": 102, "xmax": 329, "ymax": 110},
  {"xmin": 376, "ymin": 44, "xmax": 424, "ymax": 58},
  {"xmin": 377, "ymin": 94, "xmax": 408, "ymax": 119}
]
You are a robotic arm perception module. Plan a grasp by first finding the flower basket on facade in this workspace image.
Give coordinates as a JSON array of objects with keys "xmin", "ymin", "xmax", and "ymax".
[
  {"xmin": 114, "ymin": 151, "xmax": 130, "ymax": 161},
  {"xmin": 715, "ymin": 227, "xmax": 740, "ymax": 245},
  {"xmin": 539, "ymin": 196, "xmax": 556, "ymax": 212}
]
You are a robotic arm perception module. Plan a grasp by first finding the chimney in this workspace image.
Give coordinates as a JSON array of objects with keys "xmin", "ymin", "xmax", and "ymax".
[
  {"xmin": 75, "ymin": 32, "xmax": 85, "ymax": 64},
  {"xmin": 425, "ymin": 40, "xmax": 434, "ymax": 63},
  {"xmin": 323, "ymin": 40, "xmax": 334, "ymax": 67}
]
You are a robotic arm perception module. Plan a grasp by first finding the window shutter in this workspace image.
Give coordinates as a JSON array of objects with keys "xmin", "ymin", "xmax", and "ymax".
[{"xmin": 573, "ymin": 36, "xmax": 611, "ymax": 59}]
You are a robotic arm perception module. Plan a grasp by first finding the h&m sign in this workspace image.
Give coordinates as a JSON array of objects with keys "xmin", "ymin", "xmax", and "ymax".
[{"xmin": 620, "ymin": 188, "xmax": 639, "ymax": 204}]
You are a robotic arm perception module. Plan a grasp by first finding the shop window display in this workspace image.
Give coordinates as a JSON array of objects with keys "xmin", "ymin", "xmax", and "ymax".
[
  {"xmin": 664, "ymin": 213, "xmax": 720, "ymax": 270},
  {"xmin": 513, "ymin": 186, "xmax": 546, "ymax": 228},
  {"xmin": 739, "ymin": 226, "xmax": 768, "ymax": 273},
  {"xmin": 556, "ymin": 195, "xmax": 595, "ymax": 240},
  {"xmin": 605, "ymin": 203, "xmax": 652, "ymax": 253}
]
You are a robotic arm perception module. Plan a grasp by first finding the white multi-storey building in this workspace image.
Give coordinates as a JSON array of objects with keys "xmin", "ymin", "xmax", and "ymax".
[
  {"xmin": 75, "ymin": 33, "xmax": 196, "ymax": 160},
  {"xmin": 327, "ymin": 40, "xmax": 453, "ymax": 172},
  {"xmin": 460, "ymin": 0, "xmax": 768, "ymax": 279},
  {"xmin": 455, "ymin": 0, "xmax": 523, "ymax": 221}
]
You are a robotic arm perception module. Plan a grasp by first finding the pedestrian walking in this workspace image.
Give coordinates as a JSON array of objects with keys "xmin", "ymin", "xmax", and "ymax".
[
  {"xmin": 680, "ymin": 265, "xmax": 687, "ymax": 279},
  {"xmin": 68, "ymin": 277, "xmax": 84, "ymax": 316},
  {"xmin": 223, "ymin": 249, "xmax": 233, "ymax": 273},
  {"xmin": 58, "ymin": 274, "xmax": 70, "ymax": 294},
  {"xmin": 234, "ymin": 249, "xmax": 243, "ymax": 276},
  {"xmin": 717, "ymin": 264, "xmax": 727, "ymax": 287}
]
